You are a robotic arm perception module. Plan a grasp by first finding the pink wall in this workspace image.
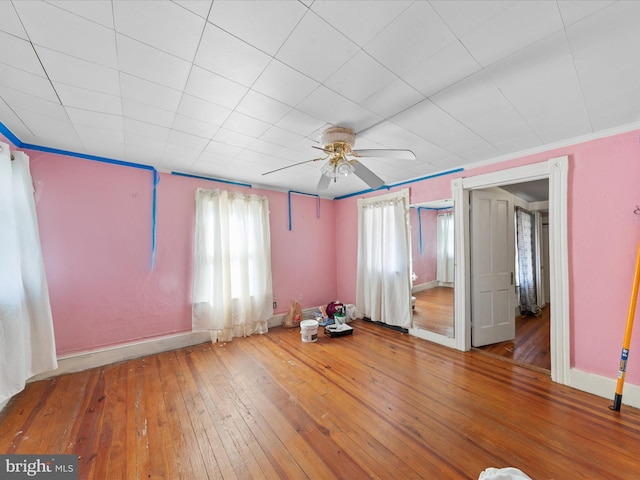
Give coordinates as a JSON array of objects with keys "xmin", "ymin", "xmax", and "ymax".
[
  {"xmin": 335, "ymin": 129, "xmax": 640, "ymax": 385},
  {"xmin": 9, "ymin": 127, "xmax": 640, "ymax": 387},
  {"xmin": 410, "ymin": 208, "xmax": 438, "ymax": 285},
  {"xmin": 27, "ymin": 150, "xmax": 336, "ymax": 355}
]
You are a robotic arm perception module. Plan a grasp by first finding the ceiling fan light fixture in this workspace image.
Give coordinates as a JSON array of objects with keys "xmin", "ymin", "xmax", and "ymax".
[{"xmin": 336, "ymin": 158, "xmax": 354, "ymax": 176}]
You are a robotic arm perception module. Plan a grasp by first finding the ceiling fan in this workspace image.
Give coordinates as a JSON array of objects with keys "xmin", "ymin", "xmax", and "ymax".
[{"xmin": 262, "ymin": 126, "xmax": 416, "ymax": 191}]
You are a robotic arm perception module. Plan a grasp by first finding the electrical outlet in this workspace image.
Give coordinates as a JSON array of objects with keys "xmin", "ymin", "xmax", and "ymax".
[
  {"xmin": 273, "ymin": 301, "xmax": 277, "ymax": 309},
  {"xmin": 298, "ymin": 294, "xmax": 303, "ymax": 302}
]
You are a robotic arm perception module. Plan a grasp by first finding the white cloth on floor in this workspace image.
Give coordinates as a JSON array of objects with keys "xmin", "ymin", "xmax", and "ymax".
[{"xmin": 478, "ymin": 467, "xmax": 532, "ymax": 480}]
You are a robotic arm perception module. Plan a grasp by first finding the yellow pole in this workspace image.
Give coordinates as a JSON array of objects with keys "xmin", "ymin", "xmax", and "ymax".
[{"xmin": 611, "ymin": 240, "xmax": 640, "ymax": 411}]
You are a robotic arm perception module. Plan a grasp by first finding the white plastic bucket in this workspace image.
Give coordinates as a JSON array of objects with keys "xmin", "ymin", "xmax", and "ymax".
[{"xmin": 300, "ymin": 319, "xmax": 319, "ymax": 343}]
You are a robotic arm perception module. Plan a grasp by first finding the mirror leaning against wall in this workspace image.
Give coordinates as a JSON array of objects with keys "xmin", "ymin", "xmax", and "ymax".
[{"xmin": 409, "ymin": 199, "xmax": 455, "ymax": 339}]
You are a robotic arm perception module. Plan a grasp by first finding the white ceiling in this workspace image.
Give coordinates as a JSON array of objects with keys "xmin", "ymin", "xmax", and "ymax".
[{"xmin": 0, "ymin": 0, "xmax": 638, "ymax": 198}]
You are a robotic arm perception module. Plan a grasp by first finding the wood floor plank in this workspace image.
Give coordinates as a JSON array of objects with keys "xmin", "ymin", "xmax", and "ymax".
[{"xmin": 2, "ymin": 319, "xmax": 640, "ymax": 479}]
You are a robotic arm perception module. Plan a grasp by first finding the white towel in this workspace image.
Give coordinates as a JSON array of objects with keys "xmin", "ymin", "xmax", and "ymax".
[{"xmin": 478, "ymin": 467, "xmax": 533, "ymax": 480}]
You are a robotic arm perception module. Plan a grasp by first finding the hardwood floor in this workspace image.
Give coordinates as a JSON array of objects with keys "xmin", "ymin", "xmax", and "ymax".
[
  {"xmin": 476, "ymin": 305, "xmax": 551, "ymax": 371},
  {"xmin": 2, "ymin": 319, "xmax": 640, "ymax": 479},
  {"xmin": 412, "ymin": 286, "xmax": 454, "ymax": 337}
]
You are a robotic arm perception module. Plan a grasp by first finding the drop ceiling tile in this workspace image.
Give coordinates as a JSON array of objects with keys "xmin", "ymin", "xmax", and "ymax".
[
  {"xmin": 176, "ymin": 94, "xmax": 231, "ymax": 127},
  {"xmin": 119, "ymin": 73, "xmax": 182, "ymax": 112},
  {"xmin": 194, "ymin": 23, "xmax": 272, "ymax": 87},
  {"xmin": 123, "ymin": 118, "xmax": 171, "ymax": 143},
  {"xmin": 202, "ymin": 140, "xmax": 242, "ymax": 158},
  {"xmin": 166, "ymin": 129, "xmax": 209, "ymax": 151},
  {"xmin": 557, "ymin": 0, "xmax": 616, "ymax": 27},
  {"xmin": 0, "ymin": 31, "xmax": 47, "ymax": 77},
  {"xmin": 122, "ymin": 99, "xmax": 176, "ymax": 128},
  {"xmin": 402, "ymin": 40, "xmax": 481, "ymax": 97},
  {"xmin": 159, "ymin": 143, "xmax": 201, "ymax": 171},
  {"xmin": 392, "ymin": 99, "xmax": 499, "ymax": 160},
  {"xmin": 252, "ymin": 60, "xmax": 319, "ymax": 107},
  {"xmin": 224, "ymin": 111, "xmax": 271, "ymax": 137},
  {"xmin": 117, "ymin": 34, "xmax": 192, "ymax": 91},
  {"xmin": 487, "ymin": 33, "xmax": 589, "ymax": 132},
  {"xmin": 0, "ymin": 63, "xmax": 57, "ymax": 102},
  {"xmin": 0, "ymin": 100, "xmax": 31, "ymax": 141},
  {"xmin": 295, "ymin": 86, "xmax": 382, "ymax": 133},
  {"xmin": 65, "ymin": 108, "xmax": 123, "ymax": 132},
  {"xmin": 235, "ymin": 90, "xmax": 291, "ymax": 125},
  {"xmin": 430, "ymin": 1, "xmax": 515, "ymax": 37},
  {"xmin": 13, "ymin": 1, "xmax": 117, "ymax": 68},
  {"xmin": 75, "ymin": 124, "xmax": 125, "ymax": 148},
  {"xmin": 17, "ymin": 109, "xmax": 84, "ymax": 151},
  {"xmin": 276, "ymin": 11, "xmax": 360, "ymax": 83},
  {"xmin": 259, "ymin": 125, "xmax": 308, "ymax": 148},
  {"xmin": 173, "ymin": 0, "xmax": 213, "ymax": 19},
  {"xmin": 172, "ymin": 114, "xmax": 219, "ymax": 139},
  {"xmin": 212, "ymin": 128, "xmax": 255, "ymax": 149},
  {"xmin": 125, "ymin": 140, "xmax": 166, "ymax": 166},
  {"xmin": 0, "ymin": 2, "xmax": 28, "ymax": 39},
  {"xmin": 36, "ymin": 46, "xmax": 120, "ymax": 96},
  {"xmin": 0, "ymin": 86, "xmax": 66, "ymax": 120},
  {"xmin": 275, "ymin": 109, "xmax": 326, "ymax": 137},
  {"xmin": 82, "ymin": 142, "xmax": 126, "ymax": 162},
  {"xmin": 460, "ymin": 1, "xmax": 564, "ymax": 67},
  {"xmin": 566, "ymin": 2, "xmax": 640, "ymax": 114},
  {"xmin": 113, "ymin": 1, "xmax": 204, "ymax": 61},
  {"xmin": 207, "ymin": 0, "xmax": 306, "ymax": 56},
  {"xmin": 54, "ymin": 83, "xmax": 122, "ymax": 115},
  {"xmin": 311, "ymin": 1, "xmax": 412, "ymax": 47},
  {"xmin": 431, "ymin": 72, "xmax": 536, "ymax": 149},
  {"xmin": 47, "ymin": 0, "xmax": 114, "ymax": 28},
  {"xmin": 364, "ymin": 2, "xmax": 456, "ymax": 74},
  {"xmin": 323, "ymin": 50, "xmax": 397, "ymax": 103},
  {"xmin": 184, "ymin": 66, "xmax": 248, "ymax": 110},
  {"xmin": 360, "ymin": 78, "xmax": 424, "ymax": 119}
]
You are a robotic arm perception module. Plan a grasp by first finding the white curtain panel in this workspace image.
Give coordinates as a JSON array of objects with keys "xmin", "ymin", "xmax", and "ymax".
[
  {"xmin": 0, "ymin": 143, "xmax": 57, "ymax": 404},
  {"xmin": 192, "ymin": 188, "xmax": 273, "ymax": 343},
  {"xmin": 436, "ymin": 213, "xmax": 455, "ymax": 283},
  {"xmin": 356, "ymin": 189, "xmax": 412, "ymax": 329}
]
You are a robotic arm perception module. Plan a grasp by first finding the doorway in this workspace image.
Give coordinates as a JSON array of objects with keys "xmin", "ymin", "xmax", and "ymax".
[
  {"xmin": 471, "ymin": 181, "xmax": 550, "ymax": 371},
  {"xmin": 451, "ymin": 157, "xmax": 570, "ymax": 385}
]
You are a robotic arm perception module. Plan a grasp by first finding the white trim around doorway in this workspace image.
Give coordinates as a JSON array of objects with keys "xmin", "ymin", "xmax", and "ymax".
[{"xmin": 452, "ymin": 156, "xmax": 570, "ymax": 386}]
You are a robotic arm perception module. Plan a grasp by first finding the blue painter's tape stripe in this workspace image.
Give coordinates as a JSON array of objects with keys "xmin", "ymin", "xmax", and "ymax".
[
  {"xmin": 171, "ymin": 171, "xmax": 252, "ymax": 188},
  {"xmin": 287, "ymin": 190, "xmax": 321, "ymax": 231},
  {"xmin": 21, "ymin": 143, "xmax": 156, "ymax": 171},
  {"xmin": 334, "ymin": 168, "xmax": 464, "ymax": 200},
  {"xmin": 0, "ymin": 121, "xmax": 22, "ymax": 146},
  {"xmin": 151, "ymin": 169, "xmax": 160, "ymax": 270}
]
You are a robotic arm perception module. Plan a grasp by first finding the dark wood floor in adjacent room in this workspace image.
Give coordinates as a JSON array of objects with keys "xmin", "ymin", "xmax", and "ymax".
[
  {"xmin": 476, "ymin": 304, "xmax": 551, "ymax": 371},
  {"xmin": 1, "ymin": 319, "xmax": 639, "ymax": 479}
]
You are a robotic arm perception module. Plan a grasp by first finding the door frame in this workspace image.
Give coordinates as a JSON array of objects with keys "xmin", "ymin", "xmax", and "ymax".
[{"xmin": 452, "ymin": 156, "xmax": 570, "ymax": 385}]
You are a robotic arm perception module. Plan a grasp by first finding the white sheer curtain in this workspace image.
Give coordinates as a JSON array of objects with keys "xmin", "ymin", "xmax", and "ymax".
[
  {"xmin": 356, "ymin": 189, "xmax": 412, "ymax": 329},
  {"xmin": 0, "ymin": 143, "xmax": 57, "ymax": 404},
  {"xmin": 436, "ymin": 213, "xmax": 454, "ymax": 283},
  {"xmin": 192, "ymin": 188, "xmax": 273, "ymax": 342}
]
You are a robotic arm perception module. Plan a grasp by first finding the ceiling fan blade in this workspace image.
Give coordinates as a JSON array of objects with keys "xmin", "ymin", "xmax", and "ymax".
[
  {"xmin": 312, "ymin": 145, "xmax": 332, "ymax": 154},
  {"xmin": 262, "ymin": 157, "xmax": 325, "ymax": 176},
  {"xmin": 317, "ymin": 173, "xmax": 331, "ymax": 190},
  {"xmin": 352, "ymin": 161, "xmax": 385, "ymax": 190},
  {"xmin": 351, "ymin": 149, "xmax": 416, "ymax": 160}
]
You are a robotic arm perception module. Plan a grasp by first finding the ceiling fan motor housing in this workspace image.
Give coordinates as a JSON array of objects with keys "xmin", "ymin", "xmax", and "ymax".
[{"xmin": 323, "ymin": 127, "xmax": 355, "ymax": 152}]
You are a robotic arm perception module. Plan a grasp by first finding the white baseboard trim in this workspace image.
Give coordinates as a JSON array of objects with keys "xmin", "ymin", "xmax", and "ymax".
[
  {"xmin": 29, "ymin": 308, "xmax": 322, "ymax": 382},
  {"xmin": 30, "ymin": 330, "xmax": 213, "ymax": 382},
  {"xmin": 569, "ymin": 368, "xmax": 640, "ymax": 409},
  {"xmin": 412, "ymin": 281, "xmax": 438, "ymax": 293}
]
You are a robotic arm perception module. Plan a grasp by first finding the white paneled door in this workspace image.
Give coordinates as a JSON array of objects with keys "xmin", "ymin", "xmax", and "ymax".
[{"xmin": 470, "ymin": 189, "xmax": 515, "ymax": 347}]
